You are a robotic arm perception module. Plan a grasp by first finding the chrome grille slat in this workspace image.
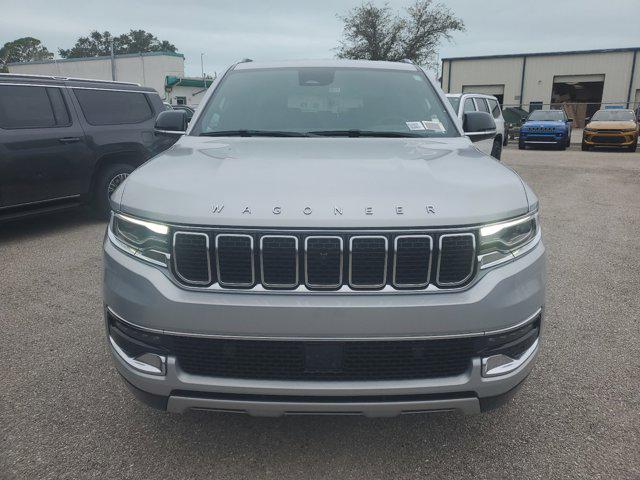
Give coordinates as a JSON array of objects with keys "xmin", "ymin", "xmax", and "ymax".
[
  {"xmin": 436, "ymin": 233, "xmax": 476, "ymax": 287},
  {"xmin": 171, "ymin": 229, "xmax": 479, "ymax": 292},
  {"xmin": 260, "ymin": 235, "xmax": 299, "ymax": 288},
  {"xmin": 215, "ymin": 234, "xmax": 255, "ymax": 287},
  {"xmin": 393, "ymin": 235, "xmax": 432, "ymax": 288},
  {"xmin": 348, "ymin": 236, "xmax": 388, "ymax": 289},
  {"xmin": 304, "ymin": 236, "xmax": 343, "ymax": 289},
  {"xmin": 173, "ymin": 232, "xmax": 212, "ymax": 285}
]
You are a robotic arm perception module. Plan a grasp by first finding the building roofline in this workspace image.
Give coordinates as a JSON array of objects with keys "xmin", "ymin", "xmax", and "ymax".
[
  {"xmin": 7, "ymin": 50, "xmax": 184, "ymax": 66},
  {"xmin": 165, "ymin": 75, "xmax": 215, "ymax": 88},
  {"xmin": 442, "ymin": 46, "xmax": 640, "ymax": 62}
]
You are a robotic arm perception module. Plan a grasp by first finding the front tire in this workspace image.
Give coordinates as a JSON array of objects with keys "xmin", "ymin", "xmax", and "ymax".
[
  {"xmin": 93, "ymin": 163, "xmax": 134, "ymax": 219},
  {"xmin": 627, "ymin": 140, "xmax": 637, "ymax": 152},
  {"xmin": 581, "ymin": 141, "xmax": 590, "ymax": 151},
  {"xmin": 518, "ymin": 139, "xmax": 526, "ymax": 150},
  {"xmin": 491, "ymin": 137, "xmax": 503, "ymax": 160}
]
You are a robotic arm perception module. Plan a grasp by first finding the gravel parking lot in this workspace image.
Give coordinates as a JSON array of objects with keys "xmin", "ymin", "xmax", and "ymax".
[{"xmin": 1, "ymin": 146, "xmax": 639, "ymax": 479}]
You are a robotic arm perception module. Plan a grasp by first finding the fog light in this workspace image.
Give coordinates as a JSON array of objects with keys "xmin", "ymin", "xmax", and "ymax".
[
  {"xmin": 481, "ymin": 338, "xmax": 539, "ymax": 377},
  {"xmin": 109, "ymin": 336, "xmax": 167, "ymax": 376}
]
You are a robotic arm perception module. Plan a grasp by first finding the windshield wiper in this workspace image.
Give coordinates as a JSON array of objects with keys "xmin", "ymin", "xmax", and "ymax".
[
  {"xmin": 200, "ymin": 130, "xmax": 313, "ymax": 137},
  {"xmin": 307, "ymin": 129, "xmax": 427, "ymax": 138}
]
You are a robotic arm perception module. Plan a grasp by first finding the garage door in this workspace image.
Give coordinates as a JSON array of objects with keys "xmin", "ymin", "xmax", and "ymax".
[{"xmin": 462, "ymin": 85, "xmax": 505, "ymax": 96}]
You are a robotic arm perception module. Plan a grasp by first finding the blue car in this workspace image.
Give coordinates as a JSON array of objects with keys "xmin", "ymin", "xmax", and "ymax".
[{"xmin": 519, "ymin": 110, "xmax": 572, "ymax": 150}]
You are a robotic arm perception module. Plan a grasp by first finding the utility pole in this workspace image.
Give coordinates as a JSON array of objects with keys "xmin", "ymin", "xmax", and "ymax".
[
  {"xmin": 200, "ymin": 52, "xmax": 206, "ymax": 87},
  {"xmin": 110, "ymin": 41, "xmax": 116, "ymax": 81}
]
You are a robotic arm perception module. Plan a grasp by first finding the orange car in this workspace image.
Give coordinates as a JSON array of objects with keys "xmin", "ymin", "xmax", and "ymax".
[{"xmin": 582, "ymin": 109, "xmax": 638, "ymax": 151}]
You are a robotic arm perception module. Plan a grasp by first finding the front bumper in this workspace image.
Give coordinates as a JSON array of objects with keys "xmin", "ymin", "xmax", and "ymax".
[
  {"xmin": 583, "ymin": 131, "xmax": 637, "ymax": 147},
  {"xmin": 103, "ymin": 237, "xmax": 546, "ymax": 416}
]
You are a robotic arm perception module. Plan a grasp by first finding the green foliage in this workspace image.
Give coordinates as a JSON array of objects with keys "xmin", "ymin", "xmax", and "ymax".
[
  {"xmin": 59, "ymin": 30, "xmax": 177, "ymax": 58},
  {"xmin": 0, "ymin": 37, "xmax": 53, "ymax": 69},
  {"xmin": 336, "ymin": 0, "xmax": 464, "ymax": 67}
]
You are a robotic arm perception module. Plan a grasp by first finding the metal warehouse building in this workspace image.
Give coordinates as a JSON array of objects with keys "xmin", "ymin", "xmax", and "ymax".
[{"xmin": 441, "ymin": 47, "xmax": 640, "ymax": 126}]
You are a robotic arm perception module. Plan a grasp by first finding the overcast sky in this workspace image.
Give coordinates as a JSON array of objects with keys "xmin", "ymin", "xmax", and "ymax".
[{"xmin": 2, "ymin": 0, "xmax": 639, "ymax": 77}]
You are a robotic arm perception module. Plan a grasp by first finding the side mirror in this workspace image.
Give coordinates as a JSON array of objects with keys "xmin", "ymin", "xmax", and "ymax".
[
  {"xmin": 155, "ymin": 110, "xmax": 187, "ymax": 135},
  {"xmin": 585, "ymin": 117, "xmax": 591, "ymax": 123},
  {"xmin": 567, "ymin": 118, "xmax": 573, "ymax": 123},
  {"xmin": 463, "ymin": 111, "xmax": 497, "ymax": 143}
]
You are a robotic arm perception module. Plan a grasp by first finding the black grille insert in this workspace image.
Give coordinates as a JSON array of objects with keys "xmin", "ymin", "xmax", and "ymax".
[
  {"xmin": 349, "ymin": 236, "xmax": 387, "ymax": 288},
  {"xmin": 216, "ymin": 234, "xmax": 254, "ymax": 287},
  {"xmin": 260, "ymin": 236, "xmax": 298, "ymax": 288},
  {"xmin": 393, "ymin": 235, "xmax": 432, "ymax": 287},
  {"xmin": 173, "ymin": 337, "xmax": 476, "ymax": 381},
  {"xmin": 437, "ymin": 234, "xmax": 475, "ymax": 286},
  {"xmin": 173, "ymin": 232, "xmax": 211, "ymax": 285},
  {"xmin": 305, "ymin": 236, "xmax": 343, "ymax": 289}
]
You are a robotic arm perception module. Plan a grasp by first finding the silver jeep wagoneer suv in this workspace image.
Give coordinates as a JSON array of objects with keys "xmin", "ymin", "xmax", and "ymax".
[{"xmin": 104, "ymin": 59, "xmax": 546, "ymax": 416}]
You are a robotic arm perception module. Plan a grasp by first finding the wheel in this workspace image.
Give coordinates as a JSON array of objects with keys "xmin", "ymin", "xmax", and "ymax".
[
  {"xmin": 581, "ymin": 141, "xmax": 590, "ymax": 151},
  {"xmin": 557, "ymin": 141, "xmax": 567, "ymax": 151},
  {"xmin": 93, "ymin": 163, "xmax": 135, "ymax": 219},
  {"xmin": 491, "ymin": 136, "xmax": 503, "ymax": 160},
  {"xmin": 566, "ymin": 135, "xmax": 571, "ymax": 148},
  {"xmin": 503, "ymin": 133, "xmax": 509, "ymax": 146},
  {"xmin": 518, "ymin": 139, "xmax": 525, "ymax": 150},
  {"xmin": 627, "ymin": 141, "xmax": 637, "ymax": 152}
]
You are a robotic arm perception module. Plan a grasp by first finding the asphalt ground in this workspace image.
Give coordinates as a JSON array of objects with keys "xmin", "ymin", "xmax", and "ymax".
[{"xmin": 1, "ymin": 145, "xmax": 639, "ymax": 479}]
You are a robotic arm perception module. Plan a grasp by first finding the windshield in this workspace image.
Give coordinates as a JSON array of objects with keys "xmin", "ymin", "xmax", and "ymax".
[
  {"xmin": 191, "ymin": 67, "xmax": 458, "ymax": 137},
  {"xmin": 591, "ymin": 110, "xmax": 635, "ymax": 122},
  {"xmin": 527, "ymin": 110, "xmax": 565, "ymax": 122},
  {"xmin": 447, "ymin": 96, "xmax": 461, "ymax": 112}
]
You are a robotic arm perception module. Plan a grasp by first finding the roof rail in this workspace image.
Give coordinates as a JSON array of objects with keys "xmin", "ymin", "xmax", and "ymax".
[
  {"xmin": 401, "ymin": 59, "xmax": 415, "ymax": 64},
  {"xmin": 0, "ymin": 72, "xmax": 141, "ymax": 86},
  {"xmin": 239, "ymin": 58, "xmax": 253, "ymax": 63}
]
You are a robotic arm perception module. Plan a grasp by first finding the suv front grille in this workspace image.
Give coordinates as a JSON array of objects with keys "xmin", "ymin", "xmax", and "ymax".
[{"xmin": 170, "ymin": 228, "xmax": 478, "ymax": 291}]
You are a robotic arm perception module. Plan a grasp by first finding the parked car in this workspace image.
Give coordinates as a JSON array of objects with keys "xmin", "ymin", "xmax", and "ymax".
[
  {"xmin": 0, "ymin": 74, "xmax": 177, "ymax": 220},
  {"xmin": 446, "ymin": 93, "xmax": 507, "ymax": 160},
  {"xmin": 582, "ymin": 109, "xmax": 638, "ymax": 151},
  {"xmin": 105, "ymin": 59, "xmax": 545, "ymax": 417},
  {"xmin": 519, "ymin": 109, "xmax": 572, "ymax": 150}
]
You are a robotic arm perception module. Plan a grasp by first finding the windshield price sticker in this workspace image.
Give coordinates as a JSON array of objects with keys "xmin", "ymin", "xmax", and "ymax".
[
  {"xmin": 406, "ymin": 121, "xmax": 426, "ymax": 131},
  {"xmin": 422, "ymin": 120, "xmax": 445, "ymax": 132}
]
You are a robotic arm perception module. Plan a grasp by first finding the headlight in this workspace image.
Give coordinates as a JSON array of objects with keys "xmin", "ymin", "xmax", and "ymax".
[
  {"xmin": 478, "ymin": 212, "xmax": 540, "ymax": 268},
  {"xmin": 109, "ymin": 213, "xmax": 170, "ymax": 266}
]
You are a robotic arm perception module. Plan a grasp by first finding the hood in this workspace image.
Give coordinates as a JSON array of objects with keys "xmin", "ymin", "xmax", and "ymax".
[
  {"xmin": 523, "ymin": 120, "xmax": 565, "ymax": 128},
  {"xmin": 586, "ymin": 120, "xmax": 637, "ymax": 130},
  {"xmin": 116, "ymin": 136, "xmax": 530, "ymax": 228}
]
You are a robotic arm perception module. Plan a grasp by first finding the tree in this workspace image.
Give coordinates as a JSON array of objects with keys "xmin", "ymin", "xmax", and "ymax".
[
  {"xmin": 336, "ymin": 0, "xmax": 464, "ymax": 67},
  {"xmin": 0, "ymin": 37, "xmax": 53, "ymax": 72},
  {"xmin": 59, "ymin": 30, "xmax": 177, "ymax": 58}
]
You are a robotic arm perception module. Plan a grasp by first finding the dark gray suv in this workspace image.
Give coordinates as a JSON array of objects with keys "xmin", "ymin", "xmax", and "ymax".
[{"xmin": 0, "ymin": 73, "xmax": 176, "ymax": 220}]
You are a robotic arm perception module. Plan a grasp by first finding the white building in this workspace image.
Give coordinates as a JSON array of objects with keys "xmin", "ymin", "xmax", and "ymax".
[
  {"xmin": 441, "ymin": 47, "xmax": 640, "ymax": 125},
  {"xmin": 8, "ymin": 51, "xmax": 211, "ymax": 107}
]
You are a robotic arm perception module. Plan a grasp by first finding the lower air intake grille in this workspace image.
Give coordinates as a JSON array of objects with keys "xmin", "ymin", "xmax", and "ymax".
[
  {"xmin": 172, "ymin": 337, "xmax": 476, "ymax": 381},
  {"xmin": 173, "ymin": 232, "xmax": 211, "ymax": 285},
  {"xmin": 437, "ymin": 234, "xmax": 476, "ymax": 286},
  {"xmin": 592, "ymin": 135, "xmax": 624, "ymax": 144}
]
